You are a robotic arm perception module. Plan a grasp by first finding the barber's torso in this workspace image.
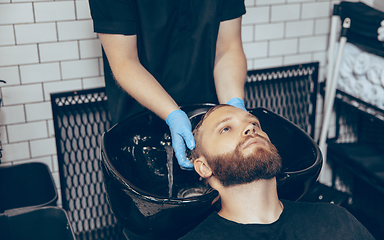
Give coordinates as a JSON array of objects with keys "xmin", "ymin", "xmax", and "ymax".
[{"xmin": 90, "ymin": 0, "xmax": 245, "ymax": 123}]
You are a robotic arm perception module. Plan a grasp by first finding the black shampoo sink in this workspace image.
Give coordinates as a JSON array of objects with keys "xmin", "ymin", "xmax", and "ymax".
[{"xmin": 101, "ymin": 104, "xmax": 322, "ymax": 239}]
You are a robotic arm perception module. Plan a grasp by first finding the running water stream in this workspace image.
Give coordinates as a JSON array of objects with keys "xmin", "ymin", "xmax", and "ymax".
[{"xmin": 165, "ymin": 145, "xmax": 174, "ymax": 198}]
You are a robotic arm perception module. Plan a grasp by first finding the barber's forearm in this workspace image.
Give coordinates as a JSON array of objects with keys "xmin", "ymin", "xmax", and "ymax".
[
  {"xmin": 214, "ymin": 48, "xmax": 247, "ymax": 104},
  {"xmin": 111, "ymin": 59, "xmax": 180, "ymax": 121},
  {"xmin": 99, "ymin": 33, "xmax": 179, "ymax": 121}
]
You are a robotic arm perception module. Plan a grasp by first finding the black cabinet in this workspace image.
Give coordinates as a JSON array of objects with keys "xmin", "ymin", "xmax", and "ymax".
[{"xmin": 326, "ymin": 92, "xmax": 384, "ymax": 239}]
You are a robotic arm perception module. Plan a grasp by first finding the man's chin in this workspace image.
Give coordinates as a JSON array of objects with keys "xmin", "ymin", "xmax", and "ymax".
[
  {"xmin": 242, "ymin": 144, "xmax": 271, "ymax": 158},
  {"xmin": 206, "ymin": 141, "xmax": 282, "ymax": 188}
]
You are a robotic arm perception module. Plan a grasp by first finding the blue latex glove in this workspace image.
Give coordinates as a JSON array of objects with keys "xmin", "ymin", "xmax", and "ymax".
[
  {"xmin": 166, "ymin": 110, "xmax": 195, "ymax": 170},
  {"xmin": 378, "ymin": 20, "xmax": 384, "ymax": 41},
  {"xmin": 226, "ymin": 97, "xmax": 247, "ymax": 111}
]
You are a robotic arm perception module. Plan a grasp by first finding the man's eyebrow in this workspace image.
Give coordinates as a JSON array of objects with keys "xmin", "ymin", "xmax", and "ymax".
[
  {"xmin": 246, "ymin": 112, "xmax": 260, "ymax": 122},
  {"xmin": 214, "ymin": 117, "xmax": 232, "ymax": 131}
]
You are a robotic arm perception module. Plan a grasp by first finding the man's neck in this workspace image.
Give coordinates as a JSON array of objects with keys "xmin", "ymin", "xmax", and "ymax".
[{"xmin": 217, "ymin": 178, "xmax": 283, "ymax": 224}]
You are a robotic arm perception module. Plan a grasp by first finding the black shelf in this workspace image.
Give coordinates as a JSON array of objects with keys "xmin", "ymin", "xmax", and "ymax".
[{"xmin": 334, "ymin": 90, "xmax": 384, "ymax": 122}]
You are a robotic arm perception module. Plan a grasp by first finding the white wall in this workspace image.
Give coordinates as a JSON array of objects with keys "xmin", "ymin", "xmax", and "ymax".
[
  {"xmin": 244, "ymin": 0, "xmax": 330, "ymax": 73},
  {"xmin": 0, "ymin": 0, "xmax": 104, "ymax": 205},
  {"xmin": 0, "ymin": 0, "xmax": 378, "ymax": 200}
]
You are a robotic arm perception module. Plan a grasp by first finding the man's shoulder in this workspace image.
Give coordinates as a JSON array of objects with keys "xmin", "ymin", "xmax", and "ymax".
[
  {"xmin": 283, "ymin": 199, "xmax": 348, "ymax": 213},
  {"xmin": 282, "ymin": 200, "xmax": 375, "ymax": 239},
  {"xmin": 178, "ymin": 212, "xmax": 228, "ymax": 240},
  {"xmin": 281, "ymin": 200, "xmax": 353, "ymax": 224}
]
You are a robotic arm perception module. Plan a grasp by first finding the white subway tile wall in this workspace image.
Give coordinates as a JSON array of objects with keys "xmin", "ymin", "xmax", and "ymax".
[
  {"xmin": 15, "ymin": 23, "xmax": 57, "ymax": 44},
  {"xmin": 241, "ymin": 25, "xmax": 254, "ymax": 42},
  {"xmin": 255, "ymin": 23, "xmax": 284, "ymax": 41},
  {"xmin": 271, "ymin": 4, "xmax": 301, "ymax": 22},
  {"xmin": 39, "ymin": 41, "xmax": 79, "ymax": 62},
  {"xmin": 25, "ymin": 101, "xmax": 53, "ymax": 122},
  {"xmin": 0, "ymin": 105, "xmax": 25, "ymax": 125},
  {"xmin": 82, "ymin": 76, "xmax": 106, "ymax": 89},
  {"xmin": 11, "ymin": 0, "xmax": 50, "ymax": 2},
  {"xmin": 315, "ymin": 18, "xmax": 331, "ymax": 35},
  {"xmin": 47, "ymin": 119, "xmax": 55, "ymax": 138},
  {"xmin": 61, "ymin": 58, "xmax": 99, "ymax": 79},
  {"xmin": 0, "ymin": 0, "xmax": 367, "ymax": 200},
  {"xmin": 252, "ymin": 56, "xmax": 283, "ymax": 70},
  {"xmin": 270, "ymin": 38, "xmax": 298, "ymax": 56},
  {"xmin": 284, "ymin": 53, "xmax": 312, "ymax": 65},
  {"xmin": 0, "ymin": 126, "xmax": 8, "ymax": 144},
  {"xmin": 98, "ymin": 58, "xmax": 104, "ymax": 75},
  {"xmin": 8, "ymin": 121, "xmax": 48, "ymax": 142},
  {"xmin": 43, "ymin": 79, "xmax": 83, "ymax": 100},
  {"xmin": 57, "ymin": 20, "xmax": 96, "ymax": 41},
  {"xmin": 242, "ymin": 6, "xmax": 269, "ymax": 24},
  {"xmin": 302, "ymin": 2, "xmax": 330, "ymax": 19},
  {"xmin": 34, "ymin": 1, "xmax": 76, "ymax": 22},
  {"xmin": 20, "ymin": 62, "xmax": 61, "ymax": 84},
  {"xmin": 1, "ymin": 142, "xmax": 30, "ymax": 163},
  {"xmin": 79, "ymin": 39, "xmax": 103, "ymax": 59},
  {"xmin": 243, "ymin": 41, "xmax": 268, "ymax": 59},
  {"xmin": 313, "ymin": 52, "xmax": 328, "ymax": 69},
  {"xmin": 286, "ymin": 20, "xmax": 314, "ymax": 38},
  {"xmin": 0, "ymin": 3, "xmax": 34, "ymax": 25},
  {"xmin": 257, "ymin": 0, "xmax": 286, "ymax": 5},
  {"xmin": 245, "ymin": 0, "xmax": 255, "ymax": 7},
  {"xmin": 0, "ymin": 45, "xmax": 39, "ymax": 66},
  {"xmin": 0, "ymin": 66, "xmax": 20, "ymax": 86},
  {"xmin": 76, "ymin": 0, "xmax": 92, "ymax": 20},
  {"xmin": 0, "ymin": 25, "xmax": 15, "ymax": 46},
  {"xmin": 299, "ymin": 35, "xmax": 328, "ymax": 53},
  {"xmin": 30, "ymin": 137, "xmax": 56, "ymax": 158},
  {"xmin": 2, "ymin": 84, "xmax": 44, "ymax": 105}
]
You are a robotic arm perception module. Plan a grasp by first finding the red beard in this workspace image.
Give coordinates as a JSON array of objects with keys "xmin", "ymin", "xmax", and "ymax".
[{"xmin": 205, "ymin": 135, "xmax": 282, "ymax": 187}]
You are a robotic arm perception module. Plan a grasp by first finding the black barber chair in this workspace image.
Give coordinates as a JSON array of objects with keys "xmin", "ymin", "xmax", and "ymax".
[{"xmin": 101, "ymin": 104, "xmax": 323, "ymax": 240}]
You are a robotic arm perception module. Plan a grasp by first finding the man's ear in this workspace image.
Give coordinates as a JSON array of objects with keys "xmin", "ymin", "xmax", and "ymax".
[{"xmin": 194, "ymin": 157, "xmax": 213, "ymax": 179}]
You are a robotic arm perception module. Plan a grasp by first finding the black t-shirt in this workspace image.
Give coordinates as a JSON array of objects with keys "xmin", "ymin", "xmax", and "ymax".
[
  {"xmin": 179, "ymin": 200, "xmax": 375, "ymax": 240},
  {"xmin": 89, "ymin": 0, "xmax": 246, "ymax": 124}
]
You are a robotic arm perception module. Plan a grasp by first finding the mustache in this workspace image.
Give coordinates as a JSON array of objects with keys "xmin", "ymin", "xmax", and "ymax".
[{"xmin": 238, "ymin": 134, "xmax": 271, "ymax": 149}]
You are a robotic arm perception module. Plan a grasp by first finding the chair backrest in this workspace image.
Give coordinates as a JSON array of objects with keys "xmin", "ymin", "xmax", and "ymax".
[
  {"xmin": 0, "ymin": 162, "xmax": 57, "ymax": 214},
  {"xmin": 51, "ymin": 88, "xmax": 123, "ymax": 240},
  {"xmin": 0, "ymin": 207, "xmax": 75, "ymax": 240}
]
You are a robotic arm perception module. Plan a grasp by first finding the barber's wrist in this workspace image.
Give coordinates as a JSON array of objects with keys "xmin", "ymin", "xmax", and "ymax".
[
  {"xmin": 226, "ymin": 97, "xmax": 247, "ymax": 111},
  {"xmin": 166, "ymin": 109, "xmax": 184, "ymax": 125}
]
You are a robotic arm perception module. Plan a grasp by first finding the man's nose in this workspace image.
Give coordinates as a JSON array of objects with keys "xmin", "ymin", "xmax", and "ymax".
[{"xmin": 243, "ymin": 124, "xmax": 256, "ymax": 136}]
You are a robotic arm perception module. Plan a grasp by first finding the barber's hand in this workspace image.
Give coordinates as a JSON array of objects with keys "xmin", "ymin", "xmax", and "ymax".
[
  {"xmin": 166, "ymin": 110, "xmax": 195, "ymax": 170},
  {"xmin": 378, "ymin": 20, "xmax": 384, "ymax": 42},
  {"xmin": 226, "ymin": 97, "xmax": 247, "ymax": 111}
]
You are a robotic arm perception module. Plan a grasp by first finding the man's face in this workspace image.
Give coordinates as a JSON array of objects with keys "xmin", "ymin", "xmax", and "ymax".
[{"xmin": 195, "ymin": 106, "xmax": 281, "ymax": 187}]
